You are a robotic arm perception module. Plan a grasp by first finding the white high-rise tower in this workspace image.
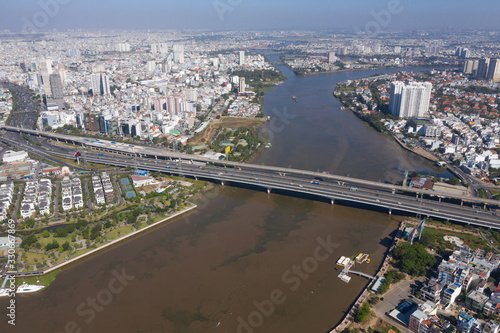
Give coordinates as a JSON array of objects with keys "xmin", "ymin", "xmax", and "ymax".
[{"xmin": 389, "ymin": 82, "xmax": 432, "ymax": 118}]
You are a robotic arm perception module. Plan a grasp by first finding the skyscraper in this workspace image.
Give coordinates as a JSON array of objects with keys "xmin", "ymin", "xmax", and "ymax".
[
  {"xmin": 49, "ymin": 74, "xmax": 64, "ymax": 99},
  {"xmin": 146, "ymin": 60, "xmax": 156, "ymax": 72},
  {"xmin": 90, "ymin": 73, "xmax": 111, "ymax": 96},
  {"xmin": 239, "ymin": 51, "xmax": 245, "ymax": 65},
  {"xmin": 328, "ymin": 52, "xmax": 336, "ymax": 64},
  {"xmin": 389, "ymin": 82, "xmax": 432, "ymax": 118},
  {"xmin": 239, "ymin": 77, "xmax": 246, "ymax": 93},
  {"xmin": 39, "ymin": 59, "xmax": 53, "ymax": 97},
  {"xmin": 173, "ymin": 45, "xmax": 184, "ymax": 64},
  {"xmin": 477, "ymin": 58, "xmax": 490, "ymax": 79},
  {"xmin": 486, "ymin": 59, "xmax": 500, "ymax": 83}
]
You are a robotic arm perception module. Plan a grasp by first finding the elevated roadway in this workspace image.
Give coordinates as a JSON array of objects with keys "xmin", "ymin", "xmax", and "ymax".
[{"xmin": 2, "ymin": 126, "xmax": 499, "ymax": 228}]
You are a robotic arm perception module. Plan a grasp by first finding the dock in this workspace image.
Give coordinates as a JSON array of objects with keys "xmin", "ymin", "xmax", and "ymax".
[{"xmin": 336, "ymin": 255, "xmax": 375, "ymax": 283}]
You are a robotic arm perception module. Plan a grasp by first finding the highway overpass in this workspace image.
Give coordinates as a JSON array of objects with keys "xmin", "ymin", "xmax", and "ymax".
[{"xmin": 2, "ymin": 126, "xmax": 500, "ymax": 228}]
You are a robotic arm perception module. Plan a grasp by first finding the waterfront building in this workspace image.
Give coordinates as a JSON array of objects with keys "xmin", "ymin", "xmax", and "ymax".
[
  {"xmin": 328, "ymin": 52, "xmax": 336, "ymax": 64},
  {"xmin": 389, "ymin": 81, "xmax": 432, "ymax": 118}
]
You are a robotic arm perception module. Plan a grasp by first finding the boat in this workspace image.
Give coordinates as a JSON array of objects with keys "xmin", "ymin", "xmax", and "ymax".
[
  {"xmin": 215, "ymin": 322, "xmax": 221, "ymax": 328},
  {"xmin": 292, "ymin": 96, "xmax": 297, "ymax": 102},
  {"xmin": 336, "ymin": 256, "xmax": 346, "ymax": 266},
  {"xmin": 355, "ymin": 253, "xmax": 370, "ymax": 264},
  {"xmin": 0, "ymin": 288, "xmax": 11, "ymax": 297},
  {"xmin": 16, "ymin": 283, "xmax": 45, "ymax": 294},
  {"xmin": 266, "ymin": 115, "xmax": 271, "ymax": 121}
]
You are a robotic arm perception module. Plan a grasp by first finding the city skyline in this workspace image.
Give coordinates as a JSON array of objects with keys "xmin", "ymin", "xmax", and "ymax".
[{"xmin": 2, "ymin": 0, "xmax": 500, "ymax": 32}]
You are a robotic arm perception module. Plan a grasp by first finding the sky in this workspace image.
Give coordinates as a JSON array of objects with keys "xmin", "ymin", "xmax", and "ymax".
[{"xmin": 2, "ymin": 0, "xmax": 500, "ymax": 32}]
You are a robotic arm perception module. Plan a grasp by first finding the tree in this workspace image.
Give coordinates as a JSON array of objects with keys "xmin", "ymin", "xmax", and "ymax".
[
  {"xmin": 355, "ymin": 302, "xmax": 371, "ymax": 323},
  {"xmin": 449, "ymin": 177, "xmax": 461, "ymax": 186},
  {"xmin": 392, "ymin": 243, "xmax": 435, "ymax": 277}
]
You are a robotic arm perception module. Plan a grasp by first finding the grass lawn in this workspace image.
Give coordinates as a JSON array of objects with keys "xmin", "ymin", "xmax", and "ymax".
[
  {"xmin": 105, "ymin": 225, "xmax": 135, "ymax": 241},
  {"xmin": 24, "ymin": 252, "xmax": 49, "ymax": 265},
  {"xmin": 36, "ymin": 234, "xmax": 75, "ymax": 248},
  {"xmin": 16, "ymin": 269, "xmax": 61, "ymax": 287},
  {"xmin": 421, "ymin": 227, "xmax": 492, "ymax": 253}
]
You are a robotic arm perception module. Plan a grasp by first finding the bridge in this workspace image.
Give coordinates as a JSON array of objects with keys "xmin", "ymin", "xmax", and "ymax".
[
  {"xmin": 348, "ymin": 270, "xmax": 376, "ymax": 280},
  {"xmin": 2, "ymin": 126, "xmax": 500, "ymax": 228}
]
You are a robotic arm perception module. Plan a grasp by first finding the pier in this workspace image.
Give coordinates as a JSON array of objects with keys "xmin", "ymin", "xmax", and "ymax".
[{"xmin": 336, "ymin": 255, "xmax": 376, "ymax": 283}]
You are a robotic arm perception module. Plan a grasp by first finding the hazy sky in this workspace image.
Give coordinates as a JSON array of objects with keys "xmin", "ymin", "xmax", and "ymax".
[{"xmin": 2, "ymin": 0, "xmax": 500, "ymax": 32}]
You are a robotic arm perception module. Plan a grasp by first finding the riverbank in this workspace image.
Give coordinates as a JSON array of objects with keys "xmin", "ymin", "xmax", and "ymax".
[
  {"xmin": 292, "ymin": 64, "xmax": 459, "ymax": 77},
  {"xmin": 331, "ymin": 221, "xmax": 405, "ymax": 332},
  {"xmin": 393, "ymin": 136, "xmax": 439, "ymax": 163},
  {"xmin": 9, "ymin": 204, "xmax": 198, "ymax": 283}
]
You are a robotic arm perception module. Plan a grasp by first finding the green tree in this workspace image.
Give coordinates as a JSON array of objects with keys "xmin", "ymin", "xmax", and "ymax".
[
  {"xmin": 392, "ymin": 243, "xmax": 435, "ymax": 276},
  {"xmin": 355, "ymin": 302, "xmax": 371, "ymax": 323}
]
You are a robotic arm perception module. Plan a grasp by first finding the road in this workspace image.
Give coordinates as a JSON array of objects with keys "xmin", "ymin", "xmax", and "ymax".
[
  {"xmin": 1, "ymin": 125, "xmax": 499, "ymax": 227},
  {"xmin": 372, "ymin": 279, "xmax": 419, "ymax": 333}
]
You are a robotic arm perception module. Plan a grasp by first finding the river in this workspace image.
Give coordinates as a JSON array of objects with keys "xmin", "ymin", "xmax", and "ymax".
[{"xmin": 1, "ymin": 57, "xmax": 450, "ymax": 333}]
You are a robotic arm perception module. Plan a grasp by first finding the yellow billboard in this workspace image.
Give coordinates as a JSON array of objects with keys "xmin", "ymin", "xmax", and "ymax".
[{"xmin": 225, "ymin": 146, "xmax": 231, "ymax": 154}]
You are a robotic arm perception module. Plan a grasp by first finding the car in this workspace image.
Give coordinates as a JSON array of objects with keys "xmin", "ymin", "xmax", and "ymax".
[
  {"xmin": 397, "ymin": 202, "xmax": 402, "ymax": 205},
  {"xmin": 299, "ymin": 185, "xmax": 303, "ymax": 188},
  {"xmin": 311, "ymin": 181, "xmax": 319, "ymax": 185},
  {"xmin": 376, "ymin": 199, "xmax": 380, "ymax": 202}
]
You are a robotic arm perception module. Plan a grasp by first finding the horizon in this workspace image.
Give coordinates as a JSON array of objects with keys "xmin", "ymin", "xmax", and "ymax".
[{"xmin": 2, "ymin": 0, "xmax": 500, "ymax": 33}]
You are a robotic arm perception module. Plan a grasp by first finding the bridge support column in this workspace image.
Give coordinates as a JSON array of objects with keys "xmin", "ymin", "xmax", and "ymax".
[
  {"xmin": 461, "ymin": 200, "xmax": 463, "ymax": 206},
  {"xmin": 331, "ymin": 199, "xmax": 334, "ymax": 205},
  {"xmin": 392, "ymin": 189, "xmax": 395, "ymax": 194},
  {"xmin": 416, "ymin": 193, "xmax": 418, "ymax": 198},
  {"xmin": 484, "ymin": 204, "xmax": 487, "ymax": 209},
  {"xmin": 439, "ymin": 198, "xmax": 441, "ymax": 203},
  {"xmin": 389, "ymin": 208, "xmax": 392, "ymax": 215},
  {"xmin": 267, "ymin": 188, "xmax": 271, "ymax": 194},
  {"xmin": 221, "ymin": 181, "xmax": 224, "ymax": 186}
]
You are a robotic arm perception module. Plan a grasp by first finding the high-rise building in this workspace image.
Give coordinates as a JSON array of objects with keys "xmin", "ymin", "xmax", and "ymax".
[
  {"xmin": 166, "ymin": 94, "xmax": 184, "ymax": 115},
  {"xmin": 173, "ymin": 44, "xmax": 184, "ymax": 64},
  {"xmin": 239, "ymin": 77, "xmax": 246, "ymax": 94},
  {"xmin": 394, "ymin": 46, "xmax": 401, "ymax": 54},
  {"xmin": 328, "ymin": 52, "xmax": 336, "ymax": 64},
  {"xmin": 239, "ymin": 51, "xmax": 245, "ymax": 65},
  {"xmin": 150, "ymin": 44, "xmax": 158, "ymax": 54},
  {"xmin": 39, "ymin": 59, "xmax": 53, "ymax": 97},
  {"xmin": 90, "ymin": 73, "xmax": 111, "ymax": 96},
  {"xmin": 146, "ymin": 60, "xmax": 156, "ymax": 72},
  {"xmin": 477, "ymin": 58, "xmax": 490, "ymax": 79},
  {"xmin": 115, "ymin": 43, "xmax": 131, "ymax": 52},
  {"xmin": 337, "ymin": 46, "xmax": 349, "ymax": 55},
  {"xmin": 389, "ymin": 81, "xmax": 432, "ymax": 118},
  {"xmin": 463, "ymin": 60, "xmax": 479, "ymax": 75},
  {"xmin": 486, "ymin": 59, "xmax": 500, "ymax": 82},
  {"xmin": 49, "ymin": 74, "xmax": 64, "ymax": 100},
  {"xmin": 131, "ymin": 122, "xmax": 142, "ymax": 138},
  {"xmin": 158, "ymin": 43, "xmax": 168, "ymax": 54},
  {"xmin": 455, "ymin": 47, "xmax": 470, "ymax": 58}
]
